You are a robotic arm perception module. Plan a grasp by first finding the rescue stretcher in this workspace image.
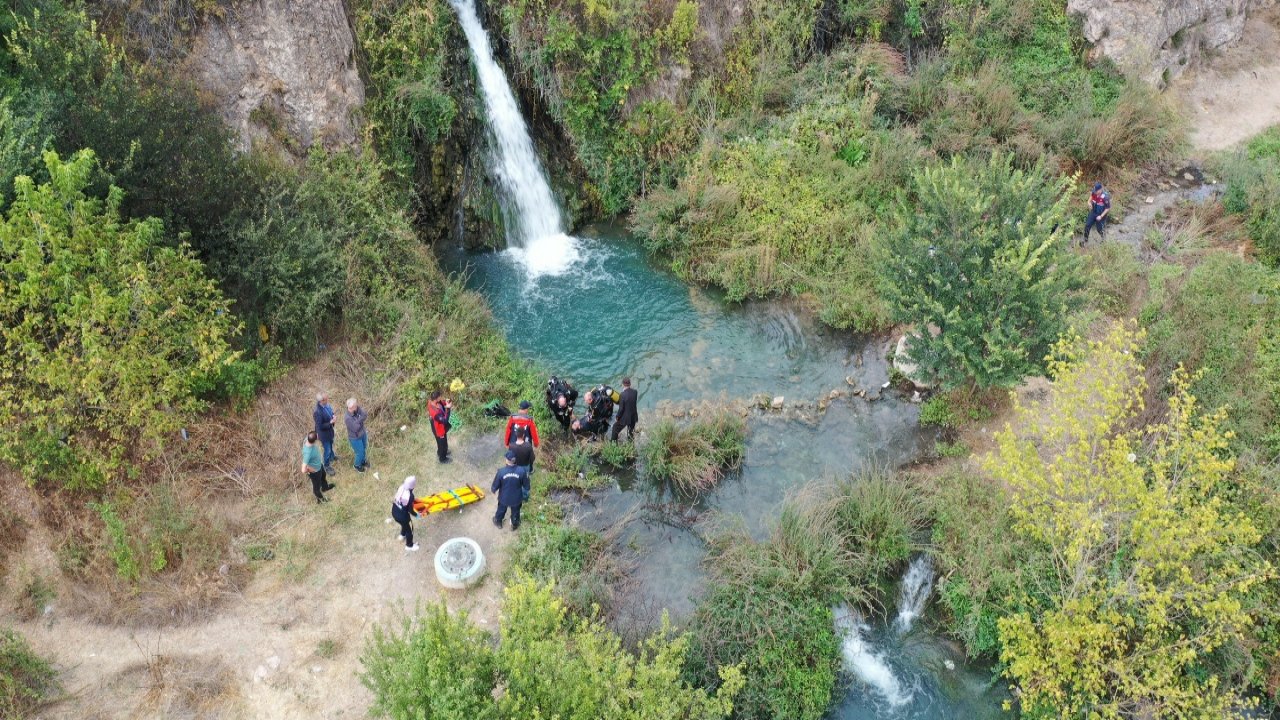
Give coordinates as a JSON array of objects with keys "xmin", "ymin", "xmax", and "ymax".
[{"xmin": 412, "ymin": 484, "xmax": 486, "ymax": 515}]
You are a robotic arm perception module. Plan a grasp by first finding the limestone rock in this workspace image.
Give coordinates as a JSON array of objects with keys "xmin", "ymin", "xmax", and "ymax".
[
  {"xmin": 187, "ymin": 0, "xmax": 366, "ymax": 152},
  {"xmin": 771, "ymin": 396, "xmax": 785, "ymax": 410},
  {"xmin": 1068, "ymin": 0, "xmax": 1277, "ymax": 85}
]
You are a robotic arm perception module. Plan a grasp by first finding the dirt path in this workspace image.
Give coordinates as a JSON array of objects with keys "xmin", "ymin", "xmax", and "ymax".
[
  {"xmin": 16, "ymin": 426, "xmax": 515, "ymax": 720},
  {"xmin": 1177, "ymin": 4, "xmax": 1280, "ymax": 153}
]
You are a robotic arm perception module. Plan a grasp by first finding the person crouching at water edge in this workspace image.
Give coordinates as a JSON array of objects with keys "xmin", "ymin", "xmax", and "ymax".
[
  {"xmin": 391, "ymin": 476, "xmax": 420, "ymax": 552},
  {"xmin": 546, "ymin": 376, "xmax": 578, "ymax": 433},
  {"xmin": 504, "ymin": 400, "xmax": 540, "ymax": 448},
  {"xmin": 492, "ymin": 451, "xmax": 530, "ymax": 531}
]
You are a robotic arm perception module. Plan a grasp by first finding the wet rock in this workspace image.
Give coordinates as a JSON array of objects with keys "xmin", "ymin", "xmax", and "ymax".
[
  {"xmin": 894, "ymin": 334, "xmax": 933, "ymax": 389},
  {"xmin": 1145, "ymin": 196, "xmax": 1155, "ymax": 203},
  {"xmin": 1184, "ymin": 172, "xmax": 1195, "ymax": 181},
  {"xmin": 829, "ymin": 389, "xmax": 843, "ymax": 400},
  {"xmin": 771, "ymin": 396, "xmax": 785, "ymax": 410},
  {"xmin": 911, "ymin": 391, "xmax": 922, "ymax": 403}
]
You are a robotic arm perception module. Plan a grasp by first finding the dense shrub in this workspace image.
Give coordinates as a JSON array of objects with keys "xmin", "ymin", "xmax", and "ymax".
[
  {"xmin": 986, "ymin": 324, "xmax": 1270, "ymax": 718},
  {"xmin": 640, "ymin": 413, "xmax": 746, "ymax": 495},
  {"xmin": 0, "ymin": 150, "xmax": 240, "ymax": 489},
  {"xmin": 1220, "ymin": 125, "xmax": 1280, "ymax": 265},
  {"xmin": 0, "ymin": 629, "xmax": 58, "ymax": 719},
  {"xmin": 1143, "ymin": 251, "xmax": 1280, "ymax": 451},
  {"xmin": 507, "ymin": 522, "xmax": 613, "ymax": 616},
  {"xmin": 875, "ymin": 152, "xmax": 1082, "ymax": 389},
  {"xmin": 361, "ymin": 581, "xmax": 744, "ymax": 720}
]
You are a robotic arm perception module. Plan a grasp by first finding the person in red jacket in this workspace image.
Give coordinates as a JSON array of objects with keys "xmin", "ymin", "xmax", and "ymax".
[
  {"xmin": 504, "ymin": 400, "xmax": 540, "ymax": 448},
  {"xmin": 429, "ymin": 391, "xmax": 453, "ymax": 464}
]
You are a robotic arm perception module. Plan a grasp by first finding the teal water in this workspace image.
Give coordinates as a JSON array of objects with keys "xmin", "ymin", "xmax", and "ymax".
[{"xmin": 447, "ymin": 224, "xmax": 1004, "ymax": 718}]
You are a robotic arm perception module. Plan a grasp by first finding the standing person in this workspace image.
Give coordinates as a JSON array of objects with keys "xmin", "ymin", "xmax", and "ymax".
[
  {"xmin": 390, "ymin": 476, "xmax": 420, "ymax": 552},
  {"xmin": 1083, "ymin": 182, "xmax": 1111, "ymax": 245},
  {"xmin": 611, "ymin": 377, "xmax": 638, "ymax": 442},
  {"xmin": 429, "ymin": 391, "xmax": 453, "ymax": 464},
  {"xmin": 313, "ymin": 392, "xmax": 338, "ymax": 473},
  {"xmin": 491, "ymin": 451, "xmax": 530, "ymax": 530},
  {"xmin": 301, "ymin": 431, "xmax": 334, "ymax": 503},
  {"xmin": 511, "ymin": 425, "xmax": 535, "ymax": 474},
  {"xmin": 345, "ymin": 397, "xmax": 369, "ymax": 473},
  {"xmin": 503, "ymin": 400, "xmax": 540, "ymax": 449}
]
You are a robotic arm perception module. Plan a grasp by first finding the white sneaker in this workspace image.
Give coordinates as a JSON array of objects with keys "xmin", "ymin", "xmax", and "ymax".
[{"xmin": 405, "ymin": 544, "xmax": 420, "ymax": 552}]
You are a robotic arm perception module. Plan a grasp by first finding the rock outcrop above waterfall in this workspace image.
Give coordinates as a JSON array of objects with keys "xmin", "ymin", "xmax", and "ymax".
[
  {"xmin": 1068, "ymin": 0, "xmax": 1278, "ymax": 85},
  {"xmin": 186, "ymin": 0, "xmax": 365, "ymax": 152}
]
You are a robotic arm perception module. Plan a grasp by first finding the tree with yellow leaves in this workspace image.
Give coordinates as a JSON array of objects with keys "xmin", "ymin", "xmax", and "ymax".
[{"xmin": 985, "ymin": 322, "xmax": 1272, "ymax": 719}]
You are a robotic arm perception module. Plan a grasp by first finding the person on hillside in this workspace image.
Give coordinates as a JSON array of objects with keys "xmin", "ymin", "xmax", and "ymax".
[
  {"xmin": 429, "ymin": 391, "xmax": 453, "ymax": 464},
  {"xmin": 1083, "ymin": 182, "xmax": 1111, "ymax": 245},
  {"xmin": 492, "ymin": 451, "xmax": 530, "ymax": 531},
  {"xmin": 511, "ymin": 425, "xmax": 535, "ymax": 474},
  {"xmin": 313, "ymin": 392, "xmax": 338, "ymax": 473},
  {"xmin": 390, "ymin": 475, "xmax": 420, "ymax": 552},
  {"xmin": 545, "ymin": 376, "xmax": 578, "ymax": 434},
  {"xmin": 345, "ymin": 397, "xmax": 369, "ymax": 473},
  {"xmin": 503, "ymin": 400, "xmax": 540, "ymax": 448},
  {"xmin": 610, "ymin": 377, "xmax": 638, "ymax": 442},
  {"xmin": 301, "ymin": 431, "xmax": 335, "ymax": 503}
]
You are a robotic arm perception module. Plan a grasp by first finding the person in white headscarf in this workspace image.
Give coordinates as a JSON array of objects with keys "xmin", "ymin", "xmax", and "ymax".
[{"xmin": 391, "ymin": 476, "xmax": 420, "ymax": 551}]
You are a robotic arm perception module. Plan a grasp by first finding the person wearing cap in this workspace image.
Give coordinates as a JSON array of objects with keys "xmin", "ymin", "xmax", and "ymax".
[
  {"xmin": 491, "ymin": 451, "xmax": 530, "ymax": 530},
  {"xmin": 391, "ymin": 476, "xmax": 420, "ymax": 551},
  {"xmin": 503, "ymin": 400, "xmax": 540, "ymax": 448},
  {"xmin": 610, "ymin": 377, "xmax": 638, "ymax": 442},
  {"xmin": 1083, "ymin": 182, "xmax": 1111, "ymax": 245}
]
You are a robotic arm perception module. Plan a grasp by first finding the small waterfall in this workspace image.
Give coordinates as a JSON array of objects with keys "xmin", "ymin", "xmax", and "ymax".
[
  {"xmin": 834, "ymin": 605, "xmax": 911, "ymax": 708},
  {"xmin": 449, "ymin": 0, "xmax": 578, "ymax": 277},
  {"xmin": 894, "ymin": 555, "xmax": 934, "ymax": 634}
]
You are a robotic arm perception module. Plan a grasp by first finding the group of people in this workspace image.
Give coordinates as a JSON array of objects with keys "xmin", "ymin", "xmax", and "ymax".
[
  {"xmin": 304, "ymin": 375, "xmax": 639, "ymax": 551},
  {"xmin": 546, "ymin": 376, "xmax": 638, "ymax": 442},
  {"xmin": 300, "ymin": 394, "xmax": 370, "ymax": 504}
]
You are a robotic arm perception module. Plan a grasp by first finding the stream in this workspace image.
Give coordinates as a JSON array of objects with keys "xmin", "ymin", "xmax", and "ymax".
[{"xmin": 445, "ymin": 0, "xmax": 1006, "ymax": 715}]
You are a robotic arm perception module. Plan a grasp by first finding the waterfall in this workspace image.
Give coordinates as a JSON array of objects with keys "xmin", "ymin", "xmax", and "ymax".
[
  {"xmin": 449, "ymin": 0, "xmax": 578, "ymax": 277},
  {"xmin": 893, "ymin": 555, "xmax": 935, "ymax": 634},
  {"xmin": 834, "ymin": 605, "xmax": 911, "ymax": 708}
]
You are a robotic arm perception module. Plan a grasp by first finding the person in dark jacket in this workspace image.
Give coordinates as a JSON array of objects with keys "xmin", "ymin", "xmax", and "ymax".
[
  {"xmin": 1083, "ymin": 182, "xmax": 1111, "ymax": 245},
  {"xmin": 510, "ymin": 425, "xmax": 535, "ymax": 473},
  {"xmin": 429, "ymin": 391, "xmax": 453, "ymax": 464},
  {"xmin": 301, "ymin": 431, "xmax": 335, "ymax": 503},
  {"xmin": 345, "ymin": 397, "xmax": 369, "ymax": 472},
  {"xmin": 492, "ymin": 451, "xmax": 530, "ymax": 530},
  {"xmin": 611, "ymin": 377, "xmax": 638, "ymax": 441},
  {"xmin": 546, "ymin": 376, "xmax": 578, "ymax": 433},
  {"xmin": 313, "ymin": 392, "xmax": 338, "ymax": 473},
  {"xmin": 391, "ymin": 476, "xmax": 420, "ymax": 551}
]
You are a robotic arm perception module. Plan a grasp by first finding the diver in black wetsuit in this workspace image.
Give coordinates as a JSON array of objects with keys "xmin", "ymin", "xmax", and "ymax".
[
  {"xmin": 572, "ymin": 385, "xmax": 615, "ymax": 438},
  {"xmin": 546, "ymin": 376, "xmax": 578, "ymax": 433}
]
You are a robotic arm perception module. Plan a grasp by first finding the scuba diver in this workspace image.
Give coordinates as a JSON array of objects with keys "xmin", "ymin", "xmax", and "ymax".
[
  {"xmin": 572, "ymin": 384, "xmax": 617, "ymax": 438},
  {"xmin": 545, "ymin": 376, "xmax": 579, "ymax": 433}
]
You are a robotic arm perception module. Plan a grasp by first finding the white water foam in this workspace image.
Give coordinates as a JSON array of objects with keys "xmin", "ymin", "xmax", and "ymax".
[
  {"xmin": 894, "ymin": 555, "xmax": 935, "ymax": 634},
  {"xmin": 449, "ymin": 0, "xmax": 579, "ymax": 278},
  {"xmin": 834, "ymin": 605, "xmax": 912, "ymax": 708}
]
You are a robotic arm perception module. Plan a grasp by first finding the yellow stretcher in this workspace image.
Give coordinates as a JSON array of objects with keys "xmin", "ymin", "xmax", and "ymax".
[{"xmin": 413, "ymin": 484, "xmax": 486, "ymax": 515}]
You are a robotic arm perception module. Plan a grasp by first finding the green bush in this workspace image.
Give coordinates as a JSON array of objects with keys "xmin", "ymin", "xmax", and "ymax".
[
  {"xmin": 1220, "ymin": 126, "xmax": 1280, "ymax": 265},
  {"xmin": 0, "ymin": 150, "xmax": 240, "ymax": 489},
  {"xmin": 507, "ymin": 523, "xmax": 612, "ymax": 615},
  {"xmin": 918, "ymin": 395, "xmax": 959, "ymax": 429},
  {"xmin": 1084, "ymin": 240, "xmax": 1143, "ymax": 318},
  {"xmin": 0, "ymin": 629, "xmax": 58, "ymax": 719},
  {"xmin": 361, "ymin": 581, "xmax": 743, "ymax": 720},
  {"xmin": 875, "ymin": 152, "xmax": 1083, "ymax": 389},
  {"xmin": 640, "ymin": 414, "xmax": 746, "ymax": 495},
  {"xmin": 1143, "ymin": 251, "xmax": 1280, "ymax": 451}
]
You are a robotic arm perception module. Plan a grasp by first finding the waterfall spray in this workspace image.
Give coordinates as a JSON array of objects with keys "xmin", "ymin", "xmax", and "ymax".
[
  {"xmin": 893, "ymin": 555, "xmax": 935, "ymax": 634},
  {"xmin": 449, "ymin": 0, "xmax": 578, "ymax": 277},
  {"xmin": 834, "ymin": 605, "xmax": 912, "ymax": 708}
]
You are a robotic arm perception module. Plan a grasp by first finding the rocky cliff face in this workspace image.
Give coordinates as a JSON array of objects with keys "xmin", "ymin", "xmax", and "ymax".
[
  {"xmin": 1069, "ymin": 0, "xmax": 1277, "ymax": 85},
  {"xmin": 186, "ymin": 0, "xmax": 365, "ymax": 152}
]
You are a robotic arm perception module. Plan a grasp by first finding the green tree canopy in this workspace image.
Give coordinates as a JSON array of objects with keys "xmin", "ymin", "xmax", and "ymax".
[
  {"xmin": 986, "ymin": 323, "xmax": 1272, "ymax": 718},
  {"xmin": 876, "ymin": 152, "xmax": 1082, "ymax": 389},
  {"xmin": 0, "ymin": 149, "xmax": 239, "ymax": 488}
]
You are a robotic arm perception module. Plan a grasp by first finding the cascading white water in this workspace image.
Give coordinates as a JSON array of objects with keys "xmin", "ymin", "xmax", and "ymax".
[
  {"xmin": 449, "ymin": 0, "xmax": 578, "ymax": 277},
  {"xmin": 893, "ymin": 555, "xmax": 935, "ymax": 634},
  {"xmin": 834, "ymin": 605, "xmax": 911, "ymax": 708}
]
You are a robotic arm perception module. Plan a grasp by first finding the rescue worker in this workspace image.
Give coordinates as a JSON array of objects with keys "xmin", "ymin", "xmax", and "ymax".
[
  {"xmin": 504, "ymin": 400, "xmax": 540, "ymax": 448},
  {"xmin": 491, "ymin": 451, "xmax": 530, "ymax": 531},
  {"xmin": 1083, "ymin": 182, "xmax": 1111, "ymax": 245},
  {"xmin": 610, "ymin": 377, "xmax": 638, "ymax": 442},
  {"xmin": 429, "ymin": 391, "xmax": 453, "ymax": 464}
]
